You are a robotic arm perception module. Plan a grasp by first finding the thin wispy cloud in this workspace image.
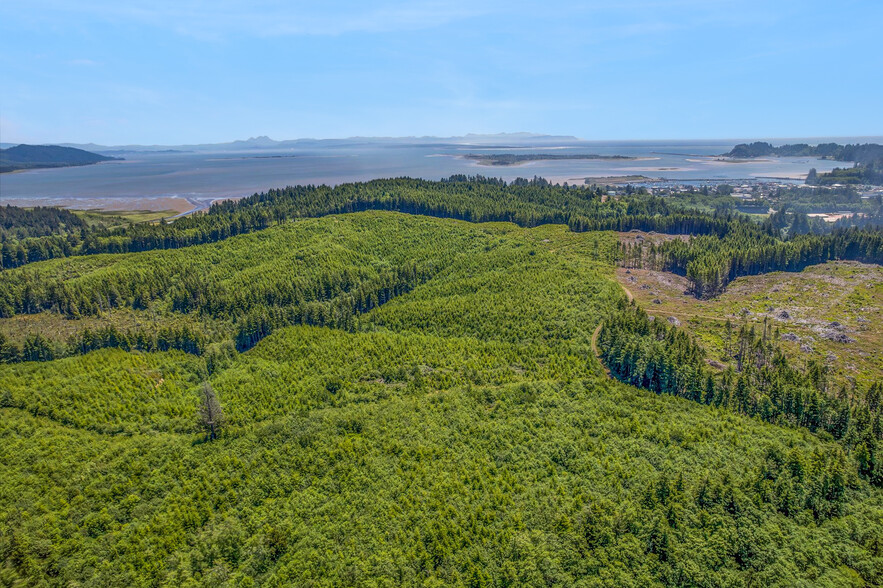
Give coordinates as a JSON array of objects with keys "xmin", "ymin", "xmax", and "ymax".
[{"xmin": 6, "ymin": 0, "xmax": 498, "ymax": 39}]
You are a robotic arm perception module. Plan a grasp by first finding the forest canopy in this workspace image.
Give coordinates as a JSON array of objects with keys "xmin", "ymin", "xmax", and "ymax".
[{"xmin": 0, "ymin": 183, "xmax": 881, "ymax": 586}]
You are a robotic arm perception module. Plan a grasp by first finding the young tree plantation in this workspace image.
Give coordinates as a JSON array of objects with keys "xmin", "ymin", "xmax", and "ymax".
[{"xmin": 0, "ymin": 180, "xmax": 881, "ymax": 586}]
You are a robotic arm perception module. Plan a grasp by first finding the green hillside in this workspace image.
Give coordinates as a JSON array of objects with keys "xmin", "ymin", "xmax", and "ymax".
[
  {"xmin": 1, "ymin": 211, "xmax": 881, "ymax": 586},
  {"xmin": 0, "ymin": 144, "xmax": 121, "ymax": 173}
]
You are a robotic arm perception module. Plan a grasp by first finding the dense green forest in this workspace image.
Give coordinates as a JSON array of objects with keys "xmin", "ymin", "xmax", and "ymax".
[
  {"xmin": 598, "ymin": 301, "xmax": 882, "ymax": 485},
  {"xmin": 812, "ymin": 160, "xmax": 883, "ymax": 186},
  {"xmin": 620, "ymin": 221, "xmax": 883, "ymax": 298},
  {"xmin": 771, "ymin": 185, "xmax": 882, "ymax": 215},
  {"xmin": 0, "ymin": 178, "xmax": 728, "ymax": 270},
  {"xmin": 0, "ymin": 205, "xmax": 88, "ymax": 241},
  {"xmin": 721, "ymin": 142, "xmax": 883, "ymax": 186},
  {"xmin": 725, "ymin": 141, "xmax": 883, "ymax": 164},
  {"xmin": 0, "ymin": 213, "xmax": 621, "ymax": 357},
  {"xmin": 2, "ymin": 178, "xmax": 879, "ymax": 283},
  {"xmin": 687, "ymin": 183, "xmax": 882, "ymax": 218},
  {"xmin": 1, "ymin": 196, "xmax": 882, "ymax": 584}
]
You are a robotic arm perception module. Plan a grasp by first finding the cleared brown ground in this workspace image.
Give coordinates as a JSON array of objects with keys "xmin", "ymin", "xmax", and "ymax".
[{"xmin": 616, "ymin": 260, "xmax": 883, "ymax": 388}]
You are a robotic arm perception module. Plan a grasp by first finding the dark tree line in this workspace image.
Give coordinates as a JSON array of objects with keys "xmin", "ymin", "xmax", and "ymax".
[
  {"xmin": 6, "ymin": 180, "xmax": 880, "ymax": 302},
  {"xmin": 0, "ymin": 325, "xmax": 205, "ymax": 363},
  {"xmin": 726, "ymin": 141, "xmax": 883, "ymax": 164},
  {"xmin": 0, "ymin": 179, "xmax": 736, "ymax": 270},
  {"xmin": 623, "ymin": 223, "xmax": 883, "ymax": 298},
  {"xmin": 233, "ymin": 264, "xmax": 426, "ymax": 352},
  {"xmin": 0, "ymin": 205, "xmax": 87, "ymax": 240},
  {"xmin": 814, "ymin": 160, "xmax": 883, "ymax": 185}
]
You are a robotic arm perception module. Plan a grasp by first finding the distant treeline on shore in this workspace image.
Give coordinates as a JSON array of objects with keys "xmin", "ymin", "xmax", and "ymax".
[
  {"xmin": 724, "ymin": 142, "xmax": 883, "ymax": 186},
  {"xmin": 0, "ymin": 144, "xmax": 121, "ymax": 173},
  {"xmin": 725, "ymin": 141, "xmax": 883, "ymax": 164},
  {"xmin": 464, "ymin": 153, "xmax": 634, "ymax": 166}
]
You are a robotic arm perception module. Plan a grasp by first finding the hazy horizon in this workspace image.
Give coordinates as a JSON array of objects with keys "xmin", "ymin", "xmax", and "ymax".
[{"xmin": 5, "ymin": 133, "xmax": 883, "ymax": 151}]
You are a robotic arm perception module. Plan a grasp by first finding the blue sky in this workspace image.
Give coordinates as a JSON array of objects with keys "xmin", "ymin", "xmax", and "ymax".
[{"xmin": 1, "ymin": 0, "xmax": 881, "ymax": 144}]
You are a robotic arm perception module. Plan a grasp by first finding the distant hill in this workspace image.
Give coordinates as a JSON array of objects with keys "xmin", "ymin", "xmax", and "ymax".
[{"xmin": 0, "ymin": 144, "xmax": 122, "ymax": 173}]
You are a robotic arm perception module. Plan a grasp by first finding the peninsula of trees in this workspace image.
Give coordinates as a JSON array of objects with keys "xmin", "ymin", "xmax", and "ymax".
[
  {"xmin": 464, "ymin": 153, "xmax": 634, "ymax": 166},
  {"xmin": 808, "ymin": 160, "xmax": 883, "ymax": 185},
  {"xmin": 723, "ymin": 142, "xmax": 883, "ymax": 185},
  {"xmin": 0, "ymin": 144, "xmax": 122, "ymax": 173},
  {"xmin": 724, "ymin": 141, "xmax": 883, "ymax": 163}
]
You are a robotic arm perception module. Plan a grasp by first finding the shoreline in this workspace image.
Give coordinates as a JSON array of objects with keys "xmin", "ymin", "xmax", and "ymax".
[
  {"xmin": 0, "ymin": 159, "xmax": 123, "ymax": 175},
  {"xmin": 0, "ymin": 195, "xmax": 222, "ymax": 216}
]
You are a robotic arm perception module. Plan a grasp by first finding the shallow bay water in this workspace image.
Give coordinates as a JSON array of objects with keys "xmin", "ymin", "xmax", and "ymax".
[{"xmin": 0, "ymin": 139, "xmax": 873, "ymax": 212}]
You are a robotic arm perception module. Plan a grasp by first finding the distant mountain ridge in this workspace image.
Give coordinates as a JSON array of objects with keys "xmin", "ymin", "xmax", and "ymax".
[
  {"xmin": 0, "ymin": 144, "xmax": 122, "ymax": 173},
  {"xmin": 54, "ymin": 132, "xmax": 586, "ymax": 154},
  {"xmin": 8, "ymin": 134, "xmax": 881, "ymax": 156}
]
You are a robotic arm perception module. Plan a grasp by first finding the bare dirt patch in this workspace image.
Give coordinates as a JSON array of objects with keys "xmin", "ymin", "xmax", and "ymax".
[{"xmin": 615, "ymin": 261, "xmax": 883, "ymax": 386}]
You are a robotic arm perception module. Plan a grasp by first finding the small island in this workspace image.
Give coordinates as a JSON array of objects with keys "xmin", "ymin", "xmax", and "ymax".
[
  {"xmin": 464, "ymin": 153, "xmax": 636, "ymax": 166},
  {"xmin": 0, "ymin": 144, "xmax": 123, "ymax": 173}
]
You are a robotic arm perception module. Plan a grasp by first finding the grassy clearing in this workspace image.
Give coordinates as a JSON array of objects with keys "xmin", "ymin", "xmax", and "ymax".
[
  {"xmin": 75, "ymin": 209, "xmax": 181, "ymax": 229},
  {"xmin": 616, "ymin": 261, "xmax": 883, "ymax": 386}
]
